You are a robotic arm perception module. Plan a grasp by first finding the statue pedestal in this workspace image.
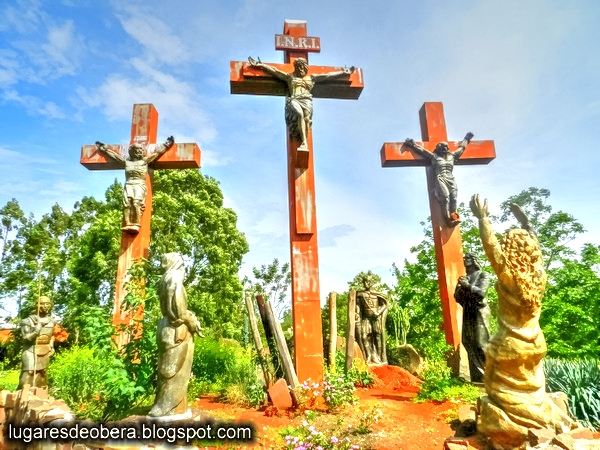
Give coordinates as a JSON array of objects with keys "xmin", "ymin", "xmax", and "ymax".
[{"xmin": 146, "ymin": 409, "xmax": 193, "ymax": 422}]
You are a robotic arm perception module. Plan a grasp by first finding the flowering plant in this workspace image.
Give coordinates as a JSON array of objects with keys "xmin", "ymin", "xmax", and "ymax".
[{"xmin": 282, "ymin": 411, "xmax": 361, "ymax": 450}]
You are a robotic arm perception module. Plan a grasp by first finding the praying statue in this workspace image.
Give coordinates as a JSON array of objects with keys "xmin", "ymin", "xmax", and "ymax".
[
  {"xmin": 248, "ymin": 56, "xmax": 354, "ymax": 151},
  {"xmin": 355, "ymin": 273, "xmax": 388, "ymax": 365},
  {"xmin": 403, "ymin": 132, "xmax": 473, "ymax": 226},
  {"xmin": 454, "ymin": 253, "xmax": 490, "ymax": 382},
  {"xmin": 470, "ymin": 195, "xmax": 576, "ymax": 449},
  {"xmin": 18, "ymin": 296, "xmax": 55, "ymax": 389},
  {"xmin": 95, "ymin": 136, "xmax": 174, "ymax": 232},
  {"xmin": 149, "ymin": 253, "xmax": 202, "ymax": 418}
]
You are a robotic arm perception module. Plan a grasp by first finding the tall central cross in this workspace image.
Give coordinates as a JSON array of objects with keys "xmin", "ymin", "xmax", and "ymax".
[
  {"xmin": 230, "ymin": 20, "xmax": 363, "ymax": 381},
  {"xmin": 80, "ymin": 104, "xmax": 201, "ymax": 348},
  {"xmin": 380, "ymin": 102, "xmax": 495, "ymax": 350}
]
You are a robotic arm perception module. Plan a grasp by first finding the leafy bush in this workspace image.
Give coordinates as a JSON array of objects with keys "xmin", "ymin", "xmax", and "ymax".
[
  {"xmin": 416, "ymin": 358, "xmax": 481, "ymax": 403},
  {"xmin": 323, "ymin": 374, "xmax": 357, "ymax": 410},
  {"xmin": 191, "ymin": 337, "xmax": 265, "ymax": 407},
  {"xmin": 333, "ymin": 351, "xmax": 375, "ymax": 388},
  {"xmin": 545, "ymin": 358, "xmax": 600, "ymax": 430},
  {"xmin": 47, "ymin": 346, "xmax": 144, "ymax": 420},
  {"xmin": 0, "ymin": 369, "xmax": 19, "ymax": 391}
]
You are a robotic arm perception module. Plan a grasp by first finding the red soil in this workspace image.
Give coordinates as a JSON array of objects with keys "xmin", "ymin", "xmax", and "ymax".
[
  {"xmin": 370, "ymin": 364, "xmax": 422, "ymax": 393},
  {"xmin": 193, "ymin": 367, "xmax": 465, "ymax": 450}
]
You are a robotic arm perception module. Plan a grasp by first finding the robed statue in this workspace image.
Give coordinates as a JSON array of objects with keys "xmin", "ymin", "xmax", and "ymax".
[
  {"xmin": 454, "ymin": 253, "xmax": 490, "ymax": 382},
  {"xmin": 148, "ymin": 253, "xmax": 202, "ymax": 418},
  {"xmin": 470, "ymin": 195, "xmax": 576, "ymax": 448}
]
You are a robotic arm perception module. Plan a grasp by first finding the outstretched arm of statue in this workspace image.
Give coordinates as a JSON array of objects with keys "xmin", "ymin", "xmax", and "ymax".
[
  {"xmin": 145, "ymin": 135, "xmax": 175, "ymax": 164},
  {"xmin": 470, "ymin": 194, "xmax": 505, "ymax": 274},
  {"xmin": 95, "ymin": 141, "xmax": 126, "ymax": 164},
  {"xmin": 248, "ymin": 56, "xmax": 290, "ymax": 81},
  {"xmin": 453, "ymin": 132, "xmax": 474, "ymax": 160},
  {"xmin": 312, "ymin": 66, "xmax": 355, "ymax": 82},
  {"xmin": 403, "ymin": 138, "xmax": 434, "ymax": 161}
]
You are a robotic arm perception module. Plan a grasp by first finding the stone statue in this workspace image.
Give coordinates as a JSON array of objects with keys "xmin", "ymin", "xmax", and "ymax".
[
  {"xmin": 148, "ymin": 252, "xmax": 202, "ymax": 418},
  {"xmin": 18, "ymin": 296, "xmax": 55, "ymax": 389},
  {"xmin": 355, "ymin": 274, "xmax": 388, "ymax": 365},
  {"xmin": 470, "ymin": 195, "xmax": 576, "ymax": 449},
  {"xmin": 454, "ymin": 253, "xmax": 490, "ymax": 382},
  {"xmin": 403, "ymin": 133, "xmax": 473, "ymax": 226},
  {"xmin": 95, "ymin": 136, "xmax": 174, "ymax": 233},
  {"xmin": 248, "ymin": 56, "xmax": 355, "ymax": 151}
]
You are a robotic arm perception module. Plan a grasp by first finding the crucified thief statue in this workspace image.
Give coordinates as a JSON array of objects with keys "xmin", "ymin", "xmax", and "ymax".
[
  {"xmin": 403, "ymin": 132, "xmax": 473, "ymax": 226},
  {"xmin": 248, "ymin": 56, "xmax": 354, "ymax": 151},
  {"xmin": 95, "ymin": 136, "xmax": 174, "ymax": 232}
]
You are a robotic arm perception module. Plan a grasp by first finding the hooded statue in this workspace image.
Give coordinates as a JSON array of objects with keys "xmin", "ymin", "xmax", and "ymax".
[{"xmin": 149, "ymin": 252, "xmax": 201, "ymax": 418}]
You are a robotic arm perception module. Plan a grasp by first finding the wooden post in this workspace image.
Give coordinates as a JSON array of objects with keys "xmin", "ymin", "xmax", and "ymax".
[
  {"xmin": 345, "ymin": 289, "xmax": 356, "ymax": 373},
  {"xmin": 265, "ymin": 300, "xmax": 299, "ymax": 388},
  {"xmin": 255, "ymin": 294, "xmax": 284, "ymax": 380},
  {"xmin": 328, "ymin": 292, "xmax": 337, "ymax": 372},
  {"xmin": 244, "ymin": 293, "xmax": 272, "ymax": 387}
]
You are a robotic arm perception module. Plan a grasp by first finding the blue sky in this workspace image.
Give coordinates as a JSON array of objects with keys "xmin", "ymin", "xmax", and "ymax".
[{"xmin": 1, "ymin": 0, "xmax": 599, "ymax": 307}]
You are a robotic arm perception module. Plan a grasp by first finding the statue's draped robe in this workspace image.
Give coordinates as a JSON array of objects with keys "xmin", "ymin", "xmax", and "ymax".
[
  {"xmin": 149, "ymin": 254, "xmax": 195, "ymax": 417},
  {"xmin": 477, "ymin": 221, "xmax": 575, "ymax": 449},
  {"xmin": 454, "ymin": 269, "xmax": 489, "ymax": 382}
]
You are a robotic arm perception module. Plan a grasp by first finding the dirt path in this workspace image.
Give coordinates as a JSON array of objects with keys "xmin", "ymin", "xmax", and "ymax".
[{"xmin": 194, "ymin": 387, "xmax": 464, "ymax": 449}]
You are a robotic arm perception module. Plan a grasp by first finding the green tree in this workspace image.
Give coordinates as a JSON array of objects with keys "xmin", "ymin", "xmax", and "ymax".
[
  {"xmin": 390, "ymin": 228, "xmax": 449, "ymax": 360},
  {"xmin": 499, "ymin": 187, "xmax": 585, "ymax": 269},
  {"xmin": 1, "ymin": 170, "xmax": 249, "ymax": 345},
  {"xmin": 542, "ymin": 244, "xmax": 600, "ymax": 358},
  {"xmin": 245, "ymin": 258, "xmax": 291, "ymax": 317},
  {"xmin": 151, "ymin": 170, "xmax": 249, "ymax": 339}
]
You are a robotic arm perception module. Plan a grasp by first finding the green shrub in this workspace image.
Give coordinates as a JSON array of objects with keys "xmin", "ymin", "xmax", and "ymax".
[
  {"xmin": 333, "ymin": 351, "xmax": 375, "ymax": 388},
  {"xmin": 0, "ymin": 369, "xmax": 19, "ymax": 391},
  {"xmin": 416, "ymin": 358, "xmax": 481, "ymax": 403},
  {"xmin": 545, "ymin": 358, "xmax": 600, "ymax": 430},
  {"xmin": 323, "ymin": 373, "xmax": 358, "ymax": 410},
  {"xmin": 191, "ymin": 337, "xmax": 265, "ymax": 407},
  {"xmin": 48, "ymin": 346, "xmax": 144, "ymax": 421}
]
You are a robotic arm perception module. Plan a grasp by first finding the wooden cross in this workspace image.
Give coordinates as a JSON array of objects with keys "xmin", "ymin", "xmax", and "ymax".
[
  {"xmin": 230, "ymin": 20, "xmax": 363, "ymax": 382},
  {"xmin": 380, "ymin": 102, "xmax": 495, "ymax": 349},
  {"xmin": 80, "ymin": 103, "xmax": 201, "ymax": 348}
]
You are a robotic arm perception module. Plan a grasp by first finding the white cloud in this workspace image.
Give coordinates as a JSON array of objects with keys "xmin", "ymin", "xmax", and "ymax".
[
  {"xmin": 0, "ymin": 0, "xmax": 44, "ymax": 34},
  {"xmin": 76, "ymin": 57, "xmax": 219, "ymax": 164},
  {"xmin": 2, "ymin": 89, "xmax": 65, "ymax": 119},
  {"xmin": 40, "ymin": 21, "xmax": 81, "ymax": 77},
  {"xmin": 115, "ymin": 5, "xmax": 191, "ymax": 64}
]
